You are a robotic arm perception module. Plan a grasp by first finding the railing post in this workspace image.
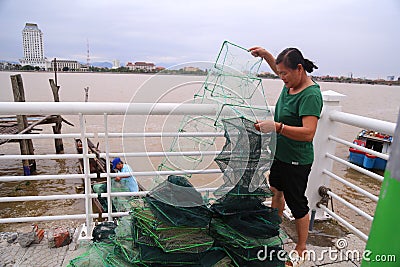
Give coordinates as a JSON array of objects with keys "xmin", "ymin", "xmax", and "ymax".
[
  {"xmin": 79, "ymin": 113, "xmax": 93, "ymax": 238},
  {"xmin": 104, "ymin": 113, "xmax": 113, "ymax": 221},
  {"xmin": 307, "ymin": 90, "xmax": 346, "ymax": 220}
]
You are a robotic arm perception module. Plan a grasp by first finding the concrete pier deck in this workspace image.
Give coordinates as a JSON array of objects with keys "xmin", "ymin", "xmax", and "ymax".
[{"xmin": 0, "ymin": 220, "xmax": 367, "ymax": 267}]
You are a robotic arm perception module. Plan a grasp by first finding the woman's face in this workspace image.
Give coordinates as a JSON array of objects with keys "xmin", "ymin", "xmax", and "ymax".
[
  {"xmin": 276, "ymin": 63, "xmax": 302, "ymax": 89},
  {"xmin": 116, "ymin": 162, "xmax": 123, "ymax": 170}
]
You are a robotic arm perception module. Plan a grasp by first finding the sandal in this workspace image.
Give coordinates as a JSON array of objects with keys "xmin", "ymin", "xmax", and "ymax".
[{"xmin": 285, "ymin": 253, "xmax": 307, "ymax": 267}]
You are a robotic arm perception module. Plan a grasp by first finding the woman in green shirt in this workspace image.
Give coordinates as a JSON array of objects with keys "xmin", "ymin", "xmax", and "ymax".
[{"xmin": 250, "ymin": 46, "xmax": 323, "ymax": 262}]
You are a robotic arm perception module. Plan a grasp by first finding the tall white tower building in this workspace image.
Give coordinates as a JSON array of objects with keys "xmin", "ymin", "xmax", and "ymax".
[
  {"xmin": 20, "ymin": 23, "xmax": 49, "ymax": 69},
  {"xmin": 112, "ymin": 59, "xmax": 121, "ymax": 69}
]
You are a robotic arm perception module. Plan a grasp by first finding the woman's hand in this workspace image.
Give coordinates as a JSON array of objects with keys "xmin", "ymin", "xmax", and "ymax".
[
  {"xmin": 249, "ymin": 46, "xmax": 267, "ymax": 58},
  {"xmin": 254, "ymin": 120, "xmax": 277, "ymax": 133},
  {"xmin": 249, "ymin": 47, "xmax": 279, "ymax": 75},
  {"xmin": 115, "ymin": 176, "xmax": 121, "ymax": 182}
]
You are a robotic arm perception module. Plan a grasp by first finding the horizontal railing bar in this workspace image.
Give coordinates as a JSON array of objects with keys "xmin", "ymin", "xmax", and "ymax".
[
  {"xmin": 319, "ymin": 204, "xmax": 368, "ymax": 241},
  {"xmin": 325, "ymin": 153, "xmax": 384, "ymax": 182},
  {"xmin": 103, "ymin": 186, "xmax": 221, "ymax": 198},
  {"xmin": 0, "ymin": 191, "xmax": 144, "ymax": 203},
  {"xmin": 0, "ymin": 133, "xmax": 95, "ymax": 140},
  {"xmin": 328, "ymin": 135, "xmax": 389, "ymax": 160},
  {"xmin": 0, "ymin": 214, "xmax": 88, "ymax": 224},
  {"xmin": 329, "ymin": 111, "xmax": 396, "ymax": 135},
  {"xmin": 0, "ymin": 168, "xmax": 224, "ymax": 182},
  {"xmin": 0, "ymin": 173, "xmax": 91, "ymax": 182},
  {"xmin": 0, "ymin": 194, "xmax": 86, "ymax": 202},
  {"xmin": 0, "ymin": 186, "xmax": 221, "ymax": 202},
  {"xmin": 0, "ymin": 212, "xmax": 121, "ymax": 224},
  {"xmin": 327, "ymin": 191, "xmax": 373, "ymax": 221},
  {"xmin": 0, "ymin": 102, "xmax": 269, "ymax": 116},
  {"xmin": 0, "ymin": 154, "xmax": 95, "ymax": 160},
  {"xmin": 103, "ymin": 169, "xmax": 223, "ymax": 177},
  {"xmin": 0, "ymin": 102, "xmax": 219, "ymax": 116},
  {"xmin": 0, "ymin": 132, "xmax": 225, "ymax": 140},
  {"xmin": 103, "ymin": 166, "xmax": 268, "ymax": 178},
  {"xmin": 98, "ymin": 132, "xmax": 225, "ymax": 138},
  {"xmin": 100, "ymin": 151, "xmax": 229, "ymax": 158},
  {"xmin": 323, "ymin": 169, "xmax": 379, "ymax": 202}
]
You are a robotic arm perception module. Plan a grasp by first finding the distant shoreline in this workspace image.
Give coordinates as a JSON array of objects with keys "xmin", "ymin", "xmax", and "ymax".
[{"xmin": 1, "ymin": 69, "xmax": 399, "ymax": 87}]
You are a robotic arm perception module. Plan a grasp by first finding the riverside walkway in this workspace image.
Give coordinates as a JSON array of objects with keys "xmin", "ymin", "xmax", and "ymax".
[{"xmin": 0, "ymin": 221, "xmax": 367, "ymax": 267}]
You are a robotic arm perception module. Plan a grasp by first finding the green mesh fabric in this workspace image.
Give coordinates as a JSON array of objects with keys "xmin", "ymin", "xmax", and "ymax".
[
  {"xmin": 136, "ymin": 237, "xmax": 226, "ymax": 267},
  {"xmin": 67, "ymin": 243, "xmax": 123, "ymax": 267},
  {"xmin": 157, "ymin": 41, "xmax": 275, "ymax": 186},
  {"xmin": 132, "ymin": 204, "xmax": 213, "ymax": 254},
  {"xmin": 214, "ymin": 117, "xmax": 275, "ymax": 196},
  {"xmin": 208, "ymin": 117, "xmax": 285, "ymax": 266},
  {"xmin": 144, "ymin": 175, "xmax": 212, "ymax": 227},
  {"xmin": 92, "ymin": 182, "xmax": 132, "ymax": 212}
]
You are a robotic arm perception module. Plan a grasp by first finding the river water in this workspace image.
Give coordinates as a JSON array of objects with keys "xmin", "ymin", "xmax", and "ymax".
[{"xmin": 0, "ymin": 71, "xmax": 399, "ymax": 233}]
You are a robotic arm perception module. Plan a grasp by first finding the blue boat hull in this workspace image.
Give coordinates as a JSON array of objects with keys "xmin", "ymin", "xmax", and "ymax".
[{"xmin": 349, "ymin": 151, "xmax": 387, "ymax": 170}]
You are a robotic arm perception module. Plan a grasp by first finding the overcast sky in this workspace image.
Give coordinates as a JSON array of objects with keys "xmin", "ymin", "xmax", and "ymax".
[{"xmin": 0, "ymin": 0, "xmax": 399, "ymax": 79}]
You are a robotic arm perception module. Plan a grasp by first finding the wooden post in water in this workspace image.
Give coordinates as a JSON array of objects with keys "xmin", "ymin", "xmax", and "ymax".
[
  {"xmin": 84, "ymin": 86, "xmax": 89, "ymax": 102},
  {"xmin": 10, "ymin": 74, "xmax": 36, "ymax": 175},
  {"xmin": 49, "ymin": 79, "xmax": 64, "ymax": 154}
]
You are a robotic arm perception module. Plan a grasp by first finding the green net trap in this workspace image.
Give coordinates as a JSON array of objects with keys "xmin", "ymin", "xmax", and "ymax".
[{"xmin": 156, "ymin": 40, "xmax": 275, "ymax": 186}]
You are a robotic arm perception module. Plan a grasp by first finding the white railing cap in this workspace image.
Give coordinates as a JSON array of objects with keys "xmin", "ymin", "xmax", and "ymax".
[{"xmin": 322, "ymin": 90, "xmax": 346, "ymax": 102}]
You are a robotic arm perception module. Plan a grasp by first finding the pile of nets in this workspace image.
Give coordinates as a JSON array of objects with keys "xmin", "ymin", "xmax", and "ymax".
[
  {"xmin": 209, "ymin": 117, "xmax": 285, "ymax": 266},
  {"xmin": 131, "ymin": 176, "xmax": 227, "ymax": 266},
  {"xmin": 68, "ymin": 118, "xmax": 286, "ymax": 266}
]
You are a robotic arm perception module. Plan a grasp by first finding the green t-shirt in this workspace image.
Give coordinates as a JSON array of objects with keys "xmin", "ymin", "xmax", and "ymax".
[{"xmin": 273, "ymin": 83, "xmax": 323, "ymax": 165}]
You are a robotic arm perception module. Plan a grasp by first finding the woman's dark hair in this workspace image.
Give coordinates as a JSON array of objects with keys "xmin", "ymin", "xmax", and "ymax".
[{"xmin": 276, "ymin": 48, "xmax": 318, "ymax": 73}]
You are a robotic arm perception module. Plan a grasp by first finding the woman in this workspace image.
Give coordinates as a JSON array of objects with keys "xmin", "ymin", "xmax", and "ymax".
[
  {"xmin": 250, "ymin": 47, "xmax": 323, "ymax": 262},
  {"xmin": 112, "ymin": 157, "xmax": 139, "ymax": 192}
]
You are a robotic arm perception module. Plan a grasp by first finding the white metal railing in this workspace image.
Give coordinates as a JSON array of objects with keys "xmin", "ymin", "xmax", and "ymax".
[
  {"xmin": 0, "ymin": 91, "xmax": 397, "ymax": 243},
  {"xmin": 0, "ymin": 103, "xmax": 233, "ymax": 238},
  {"xmin": 311, "ymin": 103, "xmax": 396, "ymax": 242}
]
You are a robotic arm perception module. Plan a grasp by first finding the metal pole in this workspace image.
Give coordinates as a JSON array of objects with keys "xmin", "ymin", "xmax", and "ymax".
[
  {"xmin": 54, "ymin": 58, "xmax": 57, "ymax": 86},
  {"xmin": 104, "ymin": 113, "xmax": 113, "ymax": 221},
  {"xmin": 79, "ymin": 113, "xmax": 93, "ymax": 238}
]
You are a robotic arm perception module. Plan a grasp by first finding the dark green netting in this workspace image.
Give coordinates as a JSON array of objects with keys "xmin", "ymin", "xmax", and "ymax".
[
  {"xmin": 132, "ymin": 205, "xmax": 213, "ymax": 253},
  {"xmin": 221, "ymin": 209, "xmax": 281, "ymax": 238},
  {"xmin": 67, "ymin": 242, "xmax": 133, "ymax": 267},
  {"xmin": 211, "ymin": 194, "xmax": 267, "ymax": 215},
  {"xmin": 145, "ymin": 175, "xmax": 212, "ymax": 227},
  {"xmin": 214, "ymin": 117, "xmax": 275, "ymax": 196},
  {"xmin": 208, "ymin": 117, "xmax": 285, "ymax": 266},
  {"xmin": 136, "ymin": 235, "xmax": 226, "ymax": 266},
  {"xmin": 210, "ymin": 218, "xmax": 286, "ymax": 265}
]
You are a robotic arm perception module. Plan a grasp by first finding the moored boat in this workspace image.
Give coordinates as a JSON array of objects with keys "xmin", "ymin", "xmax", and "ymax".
[{"xmin": 348, "ymin": 130, "xmax": 392, "ymax": 170}]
